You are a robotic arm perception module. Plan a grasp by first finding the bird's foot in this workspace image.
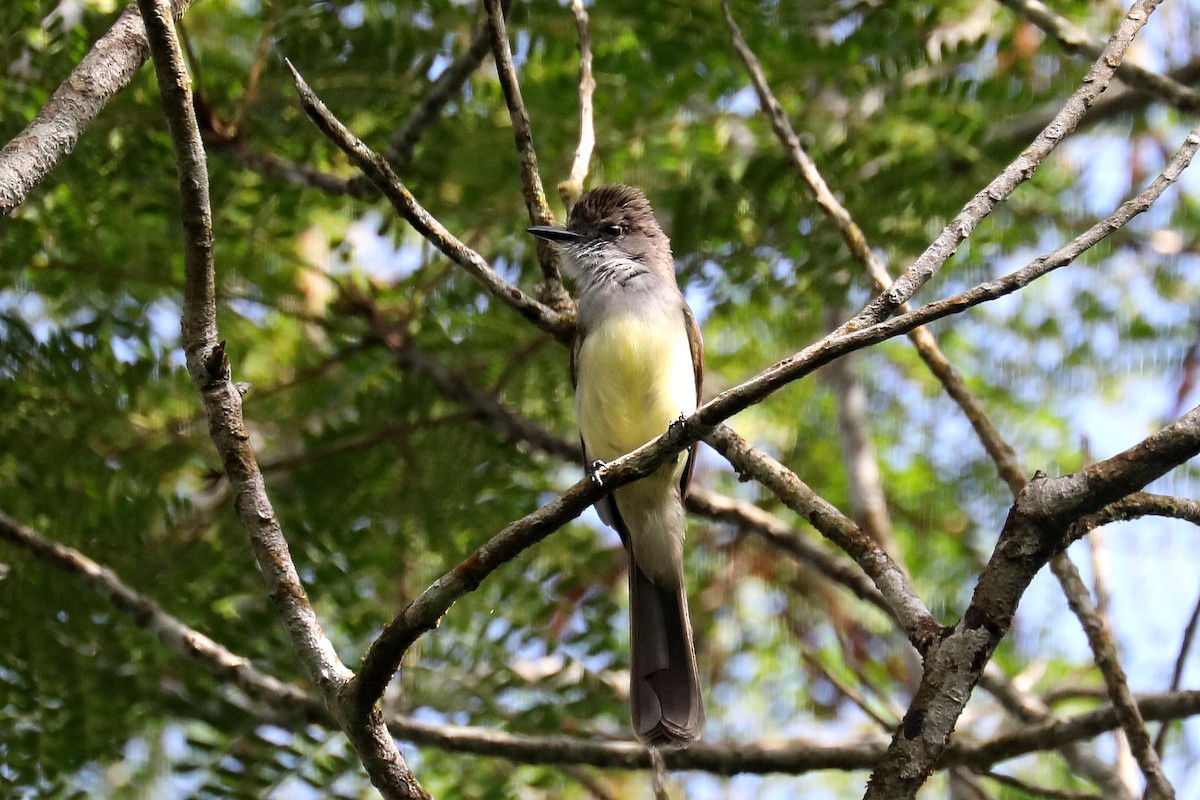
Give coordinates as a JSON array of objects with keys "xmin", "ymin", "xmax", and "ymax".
[
  {"xmin": 588, "ymin": 460, "xmax": 609, "ymax": 487},
  {"xmin": 668, "ymin": 414, "xmax": 687, "ymax": 434}
]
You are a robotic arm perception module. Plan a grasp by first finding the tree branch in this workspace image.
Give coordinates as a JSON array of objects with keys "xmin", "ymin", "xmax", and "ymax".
[
  {"xmin": 1049, "ymin": 555, "xmax": 1170, "ymax": 796},
  {"xmin": 846, "ymin": 0, "xmax": 1164, "ymax": 328},
  {"xmin": 136, "ymin": 2, "xmax": 427, "ymax": 796},
  {"xmin": 219, "ymin": 17, "xmax": 495, "ymax": 199},
  {"xmin": 10, "ymin": 507, "xmax": 1200, "ymax": 780},
  {"xmin": 284, "ymin": 60, "xmax": 573, "ymax": 343},
  {"xmin": 685, "ymin": 486, "xmax": 891, "ymax": 617},
  {"xmin": 482, "ymin": 0, "xmax": 570, "ymax": 308},
  {"xmin": 288, "ymin": 21, "xmax": 1200, "ymax": 739},
  {"xmin": 864, "ymin": 400, "xmax": 1200, "ymax": 798},
  {"xmin": 384, "ymin": 13, "xmax": 496, "ymax": 171},
  {"xmin": 1154, "ymin": 582, "xmax": 1200, "ymax": 754},
  {"xmin": 0, "ymin": 510, "xmax": 317, "ymax": 711},
  {"xmin": 706, "ymin": 425, "xmax": 941, "ymax": 653},
  {"xmin": 987, "ymin": 58, "xmax": 1200, "ymax": 145},
  {"xmin": 995, "ymin": 0, "xmax": 1200, "ymax": 115},
  {"xmin": 0, "ymin": 0, "xmax": 197, "ymax": 217},
  {"xmin": 558, "ymin": 0, "xmax": 595, "ymax": 210}
]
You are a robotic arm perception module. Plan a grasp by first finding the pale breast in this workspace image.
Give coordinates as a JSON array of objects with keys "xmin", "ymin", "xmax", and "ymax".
[{"xmin": 575, "ymin": 311, "xmax": 697, "ymax": 464}]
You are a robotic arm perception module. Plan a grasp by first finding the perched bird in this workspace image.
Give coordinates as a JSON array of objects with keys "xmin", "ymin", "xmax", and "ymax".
[{"xmin": 529, "ymin": 184, "xmax": 705, "ymax": 746}]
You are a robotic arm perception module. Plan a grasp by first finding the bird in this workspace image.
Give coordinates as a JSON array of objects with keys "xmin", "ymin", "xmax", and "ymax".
[{"xmin": 529, "ymin": 184, "xmax": 705, "ymax": 746}]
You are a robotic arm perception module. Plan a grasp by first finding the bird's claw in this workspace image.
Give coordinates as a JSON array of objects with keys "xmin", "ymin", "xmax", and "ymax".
[
  {"xmin": 668, "ymin": 414, "xmax": 687, "ymax": 433},
  {"xmin": 589, "ymin": 460, "xmax": 609, "ymax": 487}
]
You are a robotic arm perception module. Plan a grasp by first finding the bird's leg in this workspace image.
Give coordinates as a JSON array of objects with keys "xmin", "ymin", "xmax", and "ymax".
[
  {"xmin": 588, "ymin": 460, "xmax": 609, "ymax": 487},
  {"xmin": 668, "ymin": 413, "xmax": 687, "ymax": 434}
]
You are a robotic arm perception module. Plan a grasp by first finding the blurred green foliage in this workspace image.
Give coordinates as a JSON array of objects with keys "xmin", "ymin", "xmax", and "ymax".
[{"xmin": 2, "ymin": 0, "xmax": 1197, "ymax": 797}]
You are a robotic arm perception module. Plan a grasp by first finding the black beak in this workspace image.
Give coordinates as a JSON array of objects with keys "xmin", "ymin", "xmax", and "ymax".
[{"xmin": 527, "ymin": 225, "xmax": 582, "ymax": 244}]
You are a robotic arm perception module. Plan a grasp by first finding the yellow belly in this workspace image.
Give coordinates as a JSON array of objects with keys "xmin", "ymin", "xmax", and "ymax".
[{"xmin": 575, "ymin": 313, "xmax": 697, "ymax": 467}]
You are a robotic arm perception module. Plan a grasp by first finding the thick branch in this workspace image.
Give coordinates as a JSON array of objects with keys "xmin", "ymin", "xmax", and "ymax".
[
  {"xmin": 864, "ymin": 401, "xmax": 1200, "ymax": 798},
  {"xmin": 0, "ymin": 0, "xmax": 196, "ymax": 217}
]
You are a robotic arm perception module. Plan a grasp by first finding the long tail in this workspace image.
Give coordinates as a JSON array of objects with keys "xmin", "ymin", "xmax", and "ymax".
[{"xmin": 628, "ymin": 559, "xmax": 705, "ymax": 746}]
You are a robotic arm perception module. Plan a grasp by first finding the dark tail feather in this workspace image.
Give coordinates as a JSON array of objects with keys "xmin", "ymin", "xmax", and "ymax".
[{"xmin": 628, "ymin": 560, "xmax": 705, "ymax": 746}]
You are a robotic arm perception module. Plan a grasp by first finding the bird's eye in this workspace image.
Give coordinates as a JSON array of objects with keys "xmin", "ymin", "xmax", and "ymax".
[{"xmin": 603, "ymin": 224, "xmax": 624, "ymax": 238}]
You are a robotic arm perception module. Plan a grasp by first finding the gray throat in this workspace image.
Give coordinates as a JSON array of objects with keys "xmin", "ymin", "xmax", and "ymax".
[{"xmin": 574, "ymin": 256, "xmax": 683, "ymax": 333}]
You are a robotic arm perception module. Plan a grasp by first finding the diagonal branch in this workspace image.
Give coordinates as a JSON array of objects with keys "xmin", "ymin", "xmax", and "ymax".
[
  {"xmin": 1154, "ymin": 583, "xmax": 1200, "ymax": 754},
  {"xmin": 384, "ymin": 13, "xmax": 497, "ymax": 171},
  {"xmin": 285, "ymin": 60, "xmax": 572, "ymax": 343},
  {"xmin": 379, "ymin": 325, "xmax": 901, "ymax": 623},
  {"xmin": 221, "ymin": 16, "xmax": 496, "ymax": 199},
  {"xmin": 1050, "ymin": 556, "xmax": 1166, "ymax": 795},
  {"xmin": 136, "ymin": 2, "xmax": 427, "ymax": 797},
  {"xmin": 0, "ymin": 510, "xmax": 318, "ymax": 712},
  {"xmin": 706, "ymin": 425, "xmax": 941, "ymax": 652},
  {"xmin": 864, "ymin": 400, "xmax": 1200, "ymax": 799},
  {"xmin": 724, "ymin": 0, "xmax": 1026, "ymax": 492},
  {"xmin": 726, "ymin": 2, "xmax": 1186, "ymax": 791},
  {"xmin": 988, "ymin": 57, "xmax": 1200, "ymax": 145},
  {"xmin": 0, "ymin": 0, "xmax": 197, "ymax": 217},
  {"xmin": 845, "ymin": 0, "xmax": 1164, "ymax": 328}
]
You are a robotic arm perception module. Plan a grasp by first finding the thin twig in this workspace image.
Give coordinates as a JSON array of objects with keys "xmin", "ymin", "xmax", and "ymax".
[
  {"xmin": 1153, "ymin": 583, "xmax": 1200, "ymax": 755},
  {"xmin": 223, "ymin": 17, "xmax": 494, "ymax": 197},
  {"xmin": 559, "ymin": 0, "xmax": 596, "ymax": 211},
  {"xmin": 706, "ymin": 425, "xmax": 942, "ymax": 654},
  {"xmin": 686, "ymin": 486, "xmax": 891, "ymax": 616},
  {"xmin": 0, "ymin": 511, "xmax": 317, "ymax": 710},
  {"xmin": 136, "ymin": 2, "xmax": 427, "ymax": 797},
  {"xmin": 231, "ymin": 0, "xmax": 282, "ymax": 131},
  {"xmin": 384, "ymin": 11, "xmax": 497, "ymax": 170},
  {"xmin": 801, "ymin": 650, "xmax": 898, "ymax": 732},
  {"xmin": 988, "ymin": 57, "xmax": 1200, "ymax": 145},
  {"xmin": 980, "ymin": 769, "xmax": 1101, "ymax": 800},
  {"xmin": 482, "ymin": 0, "xmax": 570, "ymax": 308},
  {"xmin": 979, "ymin": 669, "xmax": 1135, "ymax": 799},
  {"xmin": 824, "ymin": 347, "xmax": 901, "ymax": 557}
]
